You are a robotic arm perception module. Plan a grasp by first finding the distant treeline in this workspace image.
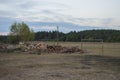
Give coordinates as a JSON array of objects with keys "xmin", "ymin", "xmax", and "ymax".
[
  {"xmin": 0, "ymin": 29, "xmax": 120, "ymax": 43},
  {"xmin": 35, "ymin": 29, "xmax": 120, "ymax": 42}
]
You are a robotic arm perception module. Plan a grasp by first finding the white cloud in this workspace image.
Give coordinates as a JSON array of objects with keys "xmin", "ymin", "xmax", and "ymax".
[
  {"xmin": 41, "ymin": 26, "xmax": 56, "ymax": 30},
  {"xmin": 0, "ymin": 32, "xmax": 9, "ymax": 35},
  {"xmin": 0, "ymin": 0, "xmax": 120, "ymax": 31},
  {"xmin": 31, "ymin": 26, "xmax": 57, "ymax": 31}
]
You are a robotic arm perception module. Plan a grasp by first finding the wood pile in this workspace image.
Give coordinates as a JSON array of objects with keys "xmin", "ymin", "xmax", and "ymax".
[
  {"xmin": 60, "ymin": 46, "xmax": 84, "ymax": 53},
  {"xmin": 19, "ymin": 42, "xmax": 84, "ymax": 54},
  {"xmin": 0, "ymin": 42, "xmax": 84, "ymax": 54},
  {"xmin": 46, "ymin": 45, "xmax": 84, "ymax": 53},
  {"xmin": 0, "ymin": 44, "xmax": 7, "ymax": 51}
]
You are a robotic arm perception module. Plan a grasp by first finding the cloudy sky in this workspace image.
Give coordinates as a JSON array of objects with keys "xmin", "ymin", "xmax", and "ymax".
[{"xmin": 0, "ymin": 0, "xmax": 120, "ymax": 35}]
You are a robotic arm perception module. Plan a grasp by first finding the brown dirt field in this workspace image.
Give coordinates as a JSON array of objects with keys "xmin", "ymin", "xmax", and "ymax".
[{"xmin": 0, "ymin": 53, "xmax": 120, "ymax": 80}]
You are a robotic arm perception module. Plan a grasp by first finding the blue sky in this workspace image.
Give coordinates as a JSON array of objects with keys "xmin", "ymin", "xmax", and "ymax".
[{"xmin": 0, "ymin": 0, "xmax": 120, "ymax": 35}]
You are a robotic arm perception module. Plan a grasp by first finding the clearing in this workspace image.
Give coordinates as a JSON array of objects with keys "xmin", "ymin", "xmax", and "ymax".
[{"xmin": 0, "ymin": 53, "xmax": 120, "ymax": 80}]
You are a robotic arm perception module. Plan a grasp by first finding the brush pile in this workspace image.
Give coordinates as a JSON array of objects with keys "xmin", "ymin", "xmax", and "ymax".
[
  {"xmin": 0, "ymin": 44, "xmax": 7, "ymax": 52},
  {"xmin": 0, "ymin": 42, "xmax": 84, "ymax": 54},
  {"xmin": 46, "ymin": 45, "xmax": 84, "ymax": 53},
  {"xmin": 22, "ymin": 42, "xmax": 84, "ymax": 54}
]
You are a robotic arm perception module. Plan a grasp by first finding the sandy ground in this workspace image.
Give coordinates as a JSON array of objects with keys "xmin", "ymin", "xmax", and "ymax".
[{"xmin": 0, "ymin": 53, "xmax": 120, "ymax": 80}]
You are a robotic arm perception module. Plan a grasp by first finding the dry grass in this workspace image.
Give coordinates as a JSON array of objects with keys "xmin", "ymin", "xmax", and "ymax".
[
  {"xmin": 0, "ymin": 53, "xmax": 120, "ymax": 80},
  {"xmin": 11, "ymin": 41, "xmax": 119, "ymax": 57},
  {"xmin": 44, "ymin": 42, "xmax": 120, "ymax": 57},
  {"xmin": 0, "ymin": 42, "xmax": 120, "ymax": 80}
]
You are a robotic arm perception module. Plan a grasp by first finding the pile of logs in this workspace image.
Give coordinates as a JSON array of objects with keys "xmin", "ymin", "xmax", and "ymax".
[
  {"xmin": 19, "ymin": 42, "xmax": 84, "ymax": 54},
  {"xmin": 0, "ymin": 44, "xmax": 7, "ymax": 52},
  {"xmin": 46, "ymin": 45, "xmax": 84, "ymax": 53},
  {"xmin": 0, "ymin": 42, "xmax": 84, "ymax": 54}
]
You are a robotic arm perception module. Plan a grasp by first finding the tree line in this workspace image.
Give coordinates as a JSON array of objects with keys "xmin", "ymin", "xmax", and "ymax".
[
  {"xmin": 34, "ymin": 30, "xmax": 120, "ymax": 42},
  {"xmin": 1, "ymin": 29, "xmax": 120, "ymax": 43},
  {"xmin": 0, "ymin": 22, "xmax": 120, "ymax": 43}
]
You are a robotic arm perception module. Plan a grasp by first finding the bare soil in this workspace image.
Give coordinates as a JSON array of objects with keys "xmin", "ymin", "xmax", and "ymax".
[{"xmin": 0, "ymin": 53, "xmax": 120, "ymax": 80}]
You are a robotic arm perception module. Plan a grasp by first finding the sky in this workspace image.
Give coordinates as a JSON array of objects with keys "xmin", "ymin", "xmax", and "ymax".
[{"xmin": 0, "ymin": 0, "xmax": 120, "ymax": 35}]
